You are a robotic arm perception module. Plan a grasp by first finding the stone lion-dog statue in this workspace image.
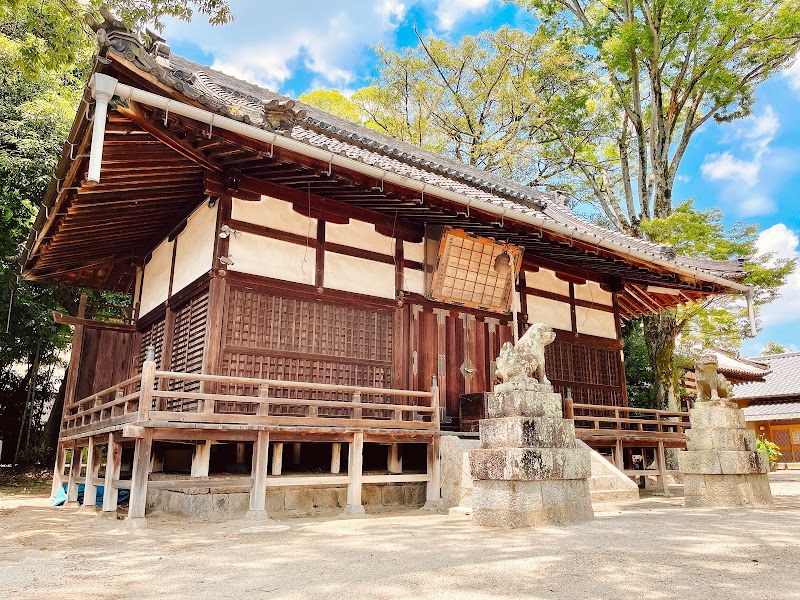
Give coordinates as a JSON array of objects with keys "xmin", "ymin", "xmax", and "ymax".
[
  {"xmin": 694, "ymin": 349, "xmax": 733, "ymax": 402},
  {"xmin": 495, "ymin": 323, "xmax": 556, "ymax": 390}
]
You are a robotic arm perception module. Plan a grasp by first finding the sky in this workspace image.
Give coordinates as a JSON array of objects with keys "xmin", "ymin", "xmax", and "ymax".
[{"xmin": 161, "ymin": 0, "xmax": 800, "ymax": 358}]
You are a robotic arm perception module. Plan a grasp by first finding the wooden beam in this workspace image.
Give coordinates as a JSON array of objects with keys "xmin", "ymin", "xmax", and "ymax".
[
  {"xmin": 52, "ymin": 311, "xmax": 134, "ymax": 331},
  {"xmin": 102, "ymin": 433, "xmax": 122, "ymax": 514}
]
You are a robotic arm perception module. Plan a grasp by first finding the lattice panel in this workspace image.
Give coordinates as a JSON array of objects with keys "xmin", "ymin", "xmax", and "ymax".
[
  {"xmin": 226, "ymin": 289, "xmax": 393, "ymax": 361},
  {"xmin": 138, "ymin": 317, "xmax": 165, "ymax": 370},
  {"xmin": 547, "ymin": 339, "xmax": 624, "ymax": 408},
  {"xmin": 221, "ymin": 288, "xmax": 395, "ymax": 418},
  {"xmin": 166, "ymin": 290, "xmax": 209, "ymax": 411},
  {"xmin": 430, "ymin": 229, "xmax": 522, "ymax": 313}
]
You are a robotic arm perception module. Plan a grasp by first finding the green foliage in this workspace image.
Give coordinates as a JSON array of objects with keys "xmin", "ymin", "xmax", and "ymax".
[
  {"xmin": 641, "ymin": 201, "xmax": 795, "ymax": 356},
  {"xmin": 756, "ymin": 436, "xmax": 781, "ymax": 467},
  {"xmin": 622, "ymin": 318, "xmax": 656, "ymax": 408},
  {"xmin": 761, "ymin": 341, "xmax": 789, "ymax": 356},
  {"xmin": 0, "ymin": 0, "xmax": 231, "ymax": 463},
  {"xmin": 302, "ymin": 27, "xmax": 588, "ymax": 184}
]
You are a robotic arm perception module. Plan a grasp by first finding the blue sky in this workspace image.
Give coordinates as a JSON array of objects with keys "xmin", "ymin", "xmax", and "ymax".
[{"xmin": 162, "ymin": 0, "xmax": 800, "ymax": 357}]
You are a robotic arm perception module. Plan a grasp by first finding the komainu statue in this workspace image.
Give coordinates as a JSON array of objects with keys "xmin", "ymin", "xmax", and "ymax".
[
  {"xmin": 495, "ymin": 323, "xmax": 556, "ymax": 389},
  {"xmin": 694, "ymin": 350, "xmax": 733, "ymax": 402}
]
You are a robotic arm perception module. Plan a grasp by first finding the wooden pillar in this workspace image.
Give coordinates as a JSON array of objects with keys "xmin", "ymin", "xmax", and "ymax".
[
  {"xmin": 425, "ymin": 435, "xmax": 441, "ymax": 508},
  {"xmin": 656, "ymin": 441, "xmax": 671, "ymax": 496},
  {"xmin": 139, "ymin": 359, "xmax": 156, "ymax": 421},
  {"xmin": 271, "ymin": 442, "xmax": 283, "ymax": 476},
  {"xmin": 614, "ymin": 439, "xmax": 624, "ymax": 471},
  {"xmin": 236, "ymin": 442, "xmax": 246, "ymax": 465},
  {"xmin": 330, "ymin": 443, "xmax": 341, "ymax": 474},
  {"xmin": 50, "ymin": 441, "xmax": 66, "ymax": 498},
  {"xmin": 387, "ymin": 443, "xmax": 402, "ymax": 474},
  {"xmin": 125, "ymin": 429, "xmax": 153, "ymax": 527},
  {"xmin": 248, "ymin": 430, "xmax": 270, "ymax": 519},
  {"xmin": 344, "ymin": 432, "xmax": 365, "ymax": 515},
  {"xmin": 102, "ymin": 434, "xmax": 122, "ymax": 514},
  {"xmin": 292, "ymin": 442, "xmax": 301, "ymax": 465},
  {"xmin": 65, "ymin": 441, "xmax": 81, "ymax": 507},
  {"xmin": 81, "ymin": 436, "xmax": 101, "ymax": 509},
  {"xmin": 191, "ymin": 440, "xmax": 212, "ymax": 477}
]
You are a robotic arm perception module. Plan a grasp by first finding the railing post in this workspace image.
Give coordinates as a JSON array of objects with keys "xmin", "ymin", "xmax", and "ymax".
[
  {"xmin": 431, "ymin": 375, "xmax": 440, "ymax": 427},
  {"xmin": 139, "ymin": 345, "xmax": 156, "ymax": 422},
  {"xmin": 257, "ymin": 384, "xmax": 270, "ymax": 417},
  {"xmin": 352, "ymin": 392, "xmax": 362, "ymax": 420},
  {"xmin": 564, "ymin": 388, "xmax": 574, "ymax": 420}
]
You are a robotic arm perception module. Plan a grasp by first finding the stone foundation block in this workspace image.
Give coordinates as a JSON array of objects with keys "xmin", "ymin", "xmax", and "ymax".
[
  {"xmin": 683, "ymin": 473, "xmax": 773, "ymax": 507},
  {"xmin": 487, "ymin": 389, "xmax": 563, "ymax": 419},
  {"xmin": 479, "ymin": 417, "xmax": 576, "ymax": 449},
  {"xmin": 472, "ymin": 479, "xmax": 593, "ymax": 528},
  {"xmin": 469, "ymin": 447, "xmax": 590, "ymax": 481},
  {"xmin": 688, "ymin": 402, "xmax": 745, "ymax": 430},
  {"xmin": 679, "ymin": 450, "xmax": 769, "ymax": 475},
  {"xmin": 685, "ymin": 428, "xmax": 757, "ymax": 452}
]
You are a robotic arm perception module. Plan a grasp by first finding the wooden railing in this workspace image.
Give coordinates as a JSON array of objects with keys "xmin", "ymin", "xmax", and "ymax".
[
  {"xmin": 61, "ymin": 361, "xmax": 440, "ymax": 437},
  {"xmin": 61, "ymin": 374, "xmax": 143, "ymax": 434},
  {"xmin": 565, "ymin": 398, "xmax": 690, "ymax": 446}
]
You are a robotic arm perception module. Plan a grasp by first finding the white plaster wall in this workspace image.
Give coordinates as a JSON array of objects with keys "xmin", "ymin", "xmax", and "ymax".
[
  {"xmin": 133, "ymin": 268, "xmax": 143, "ymax": 306},
  {"xmin": 404, "ymin": 240, "xmax": 425, "ymax": 263},
  {"xmin": 140, "ymin": 239, "xmax": 174, "ymax": 315},
  {"xmin": 525, "ymin": 268, "xmax": 570, "ymax": 296},
  {"xmin": 172, "ymin": 203, "xmax": 217, "ymax": 295},
  {"xmin": 402, "ymin": 267, "xmax": 425, "ymax": 295},
  {"xmin": 526, "ymin": 294, "xmax": 572, "ymax": 331},
  {"xmin": 229, "ymin": 232, "xmax": 316, "ymax": 285},
  {"xmin": 326, "ymin": 219, "xmax": 394, "ymax": 255},
  {"xmin": 575, "ymin": 306, "xmax": 618, "ymax": 339},
  {"xmin": 325, "ymin": 251, "xmax": 395, "ymax": 299},
  {"xmin": 573, "ymin": 280, "xmax": 613, "ymax": 306},
  {"xmin": 232, "ymin": 195, "xmax": 317, "ymax": 237}
]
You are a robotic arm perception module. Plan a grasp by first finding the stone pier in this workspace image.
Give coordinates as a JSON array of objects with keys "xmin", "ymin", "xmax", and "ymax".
[
  {"xmin": 678, "ymin": 400, "xmax": 772, "ymax": 507},
  {"xmin": 469, "ymin": 383, "xmax": 594, "ymax": 527}
]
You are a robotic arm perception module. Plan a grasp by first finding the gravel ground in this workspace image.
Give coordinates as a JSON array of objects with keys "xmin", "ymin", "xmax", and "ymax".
[{"xmin": 2, "ymin": 472, "xmax": 800, "ymax": 600}]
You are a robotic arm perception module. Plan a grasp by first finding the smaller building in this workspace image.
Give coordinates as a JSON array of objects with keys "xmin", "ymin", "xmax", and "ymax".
[{"xmin": 732, "ymin": 352, "xmax": 800, "ymax": 465}]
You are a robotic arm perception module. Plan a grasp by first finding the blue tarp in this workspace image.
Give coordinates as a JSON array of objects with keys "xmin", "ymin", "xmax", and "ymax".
[{"xmin": 53, "ymin": 483, "xmax": 130, "ymax": 506}]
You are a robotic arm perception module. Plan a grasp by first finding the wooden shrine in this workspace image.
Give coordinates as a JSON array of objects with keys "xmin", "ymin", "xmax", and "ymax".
[{"xmin": 19, "ymin": 18, "xmax": 750, "ymax": 523}]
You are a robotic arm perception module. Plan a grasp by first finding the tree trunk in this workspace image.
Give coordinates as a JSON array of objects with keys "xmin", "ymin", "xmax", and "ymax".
[{"xmin": 642, "ymin": 310, "xmax": 679, "ymax": 410}]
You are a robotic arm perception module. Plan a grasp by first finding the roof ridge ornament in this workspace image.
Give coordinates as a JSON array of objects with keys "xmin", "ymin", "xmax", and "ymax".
[{"xmin": 262, "ymin": 99, "xmax": 307, "ymax": 135}]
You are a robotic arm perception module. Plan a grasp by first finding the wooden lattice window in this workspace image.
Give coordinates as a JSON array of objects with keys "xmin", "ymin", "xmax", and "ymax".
[{"xmin": 169, "ymin": 290, "xmax": 209, "ymax": 394}]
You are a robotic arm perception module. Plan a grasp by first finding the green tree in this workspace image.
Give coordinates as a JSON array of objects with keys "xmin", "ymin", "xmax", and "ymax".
[
  {"xmin": 512, "ymin": 0, "xmax": 800, "ymax": 408},
  {"xmin": 761, "ymin": 341, "xmax": 789, "ymax": 355},
  {"xmin": 302, "ymin": 27, "xmax": 588, "ymax": 184},
  {"xmin": 0, "ymin": 0, "xmax": 233, "ymax": 463}
]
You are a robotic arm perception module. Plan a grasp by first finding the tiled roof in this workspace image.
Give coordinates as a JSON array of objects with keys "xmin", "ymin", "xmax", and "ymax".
[
  {"xmin": 714, "ymin": 351, "xmax": 770, "ymax": 379},
  {"xmin": 734, "ymin": 353, "xmax": 800, "ymax": 400},
  {"xmin": 165, "ymin": 54, "xmax": 745, "ymax": 283},
  {"xmin": 742, "ymin": 400, "xmax": 800, "ymax": 421}
]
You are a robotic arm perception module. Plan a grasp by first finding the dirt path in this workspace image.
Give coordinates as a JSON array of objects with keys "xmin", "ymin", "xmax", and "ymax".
[{"xmin": 2, "ymin": 473, "xmax": 800, "ymax": 600}]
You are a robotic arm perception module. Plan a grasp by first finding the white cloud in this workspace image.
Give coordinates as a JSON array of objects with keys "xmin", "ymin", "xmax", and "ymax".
[
  {"xmin": 700, "ymin": 106, "xmax": 781, "ymax": 216},
  {"xmin": 701, "ymin": 151, "xmax": 760, "ymax": 186},
  {"xmin": 675, "ymin": 174, "xmax": 690, "ymax": 184},
  {"xmin": 784, "ymin": 53, "xmax": 800, "ymax": 95},
  {"xmin": 434, "ymin": 0, "xmax": 494, "ymax": 30},
  {"xmin": 163, "ymin": 1, "xmax": 410, "ymax": 91},
  {"xmin": 755, "ymin": 224, "xmax": 800, "ymax": 327}
]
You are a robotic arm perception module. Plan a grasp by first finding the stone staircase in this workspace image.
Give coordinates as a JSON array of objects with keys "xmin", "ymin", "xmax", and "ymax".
[
  {"xmin": 440, "ymin": 435, "xmax": 638, "ymax": 510},
  {"xmin": 577, "ymin": 440, "xmax": 640, "ymax": 503}
]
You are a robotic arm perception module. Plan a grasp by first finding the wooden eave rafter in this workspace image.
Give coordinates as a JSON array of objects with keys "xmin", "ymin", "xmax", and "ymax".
[{"xmin": 24, "ymin": 57, "xmax": 740, "ymax": 316}]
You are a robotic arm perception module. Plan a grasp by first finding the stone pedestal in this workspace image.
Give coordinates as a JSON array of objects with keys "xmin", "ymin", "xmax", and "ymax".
[
  {"xmin": 469, "ymin": 384, "xmax": 594, "ymax": 528},
  {"xmin": 678, "ymin": 401, "xmax": 772, "ymax": 507}
]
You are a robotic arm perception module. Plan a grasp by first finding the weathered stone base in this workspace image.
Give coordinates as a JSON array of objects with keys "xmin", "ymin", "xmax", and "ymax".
[
  {"xmin": 683, "ymin": 473, "xmax": 773, "ymax": 507},
  {"xmin": 472, "ymin": 479, "xmax": 594, "ymax": 528},
  {"xmin": 469, "ymin": 446, "xmax": 591, "ymax": 481},
  {"xmin": 146, "ymin": 482, "xmax": 426, "ymax": 517}
]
